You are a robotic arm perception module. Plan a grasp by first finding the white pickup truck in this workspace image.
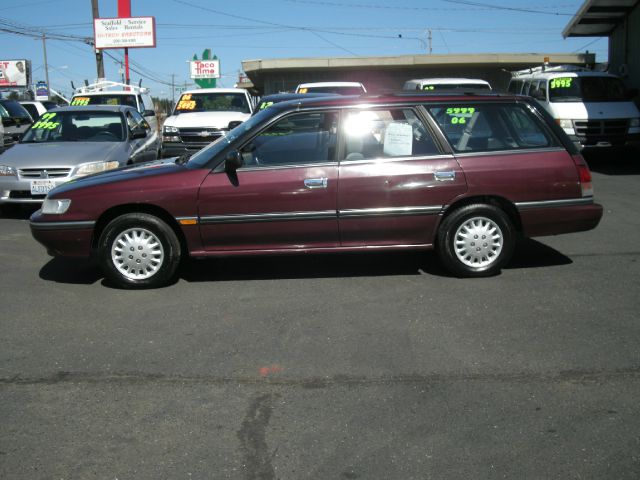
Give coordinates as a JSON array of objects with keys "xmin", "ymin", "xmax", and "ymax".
[{"xmin": 161, "ymin": 88, "xmax": 254, "ymax": 158}]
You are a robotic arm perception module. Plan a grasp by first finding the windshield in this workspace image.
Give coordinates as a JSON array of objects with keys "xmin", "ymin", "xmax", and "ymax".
[
  {"xmin": 174, "ymin": 92, "xmax": 250, "ymax": 114},
  {"xmin": 71, "ymin": 94, "xmax": 137, "ymax": 108},
  {"xmin": 299, "ymin": 86, "xmax": 364, "ymax": 95},
  {"xmin": 21, "ymin": 111, "xmax": 125, "ymax": 143},
  {"xmin": 421, "ymin": 83, "xmax": 490, "ymax": 91},
  {"xmin": 187, "ymin": 107, "xmax": 273, "ymax": 168},
  {"xmin": 548, "ymin": 76, "xmax": 628, "ymax": 102}
]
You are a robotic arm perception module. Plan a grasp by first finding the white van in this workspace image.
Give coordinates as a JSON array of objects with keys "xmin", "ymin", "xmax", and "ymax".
[
  {"xmin": 161, "ymin": 87, "xmax": 254, "ymax": 158},
  {"xmin": 403, "ymin": 78, "xmax": 492, "ymax": 91},
  {"xmin": 508, "ymin": 65, "xmax": 640, "ymax": 149},
  {"xmin": 295, "ymin": 82, "xmax": 366, "ymax": 95}
]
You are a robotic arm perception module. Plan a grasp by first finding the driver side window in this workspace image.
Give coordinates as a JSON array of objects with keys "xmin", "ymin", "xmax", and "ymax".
[{"xmin": 240, "ymin": 111, "xmax": 338, "ymax": 168}]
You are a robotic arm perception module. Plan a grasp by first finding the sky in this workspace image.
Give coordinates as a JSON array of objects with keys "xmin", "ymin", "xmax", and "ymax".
[{"xmin": 0, "ymin": 0, "xmax": 606, "ymax": 100}]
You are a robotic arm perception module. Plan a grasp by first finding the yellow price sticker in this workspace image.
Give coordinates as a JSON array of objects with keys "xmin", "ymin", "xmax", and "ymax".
[
  {"xmin": 32, "ymin": 112, "xmax": 60, "ymax": 130},
  {"xmin": 71, "ymin": 97, "xmax": 90, "ymax": 106}
]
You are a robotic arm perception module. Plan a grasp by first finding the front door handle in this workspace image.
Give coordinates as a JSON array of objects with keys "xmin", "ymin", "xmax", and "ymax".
[
  {"xmin": 304, "ymin": 178, "xmax": 328, "ymax": 189},
  {"xmin": 434, "ymin": 171, "xmax": 456, "ymax": 181}
]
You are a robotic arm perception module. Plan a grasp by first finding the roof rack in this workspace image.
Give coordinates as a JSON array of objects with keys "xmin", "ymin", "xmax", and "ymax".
[
  {"xmin": 72, "ymin": 79, "xmax": 149, "ymax": 94},
  {"xmin": 511, "ymin": 64, "xmax": 591, "ymax": 77}
]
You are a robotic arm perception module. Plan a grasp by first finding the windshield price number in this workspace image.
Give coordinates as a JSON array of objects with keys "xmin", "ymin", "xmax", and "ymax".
[
  {"xmin": 446, "ymin": 107, "xmax": 476, "ymax": 124},
  {"xmin": 30, "ymin": 180, "xmax": 57, "ymax": 195},
  {"xmin": 32, "ymin": 112, "xmax": 60, "ymax": 130},
  {"xmin": 550, "ymin": 78, "xmax": 573, "ymax": 89}
]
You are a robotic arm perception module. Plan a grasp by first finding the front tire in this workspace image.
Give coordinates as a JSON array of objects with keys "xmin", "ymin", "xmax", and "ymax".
[
  {"xmin": 437, "ymin": 204, "xmax": 514, "ymax": 277},
  {"xmin": 98, "ymin": 213, "xmax": 181, "ymax": 288}
]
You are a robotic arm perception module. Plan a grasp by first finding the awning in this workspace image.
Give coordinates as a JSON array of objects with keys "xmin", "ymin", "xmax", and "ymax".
[{"xmin": 562, "ymin": 0, "xmax": 639, "ymax": 37}]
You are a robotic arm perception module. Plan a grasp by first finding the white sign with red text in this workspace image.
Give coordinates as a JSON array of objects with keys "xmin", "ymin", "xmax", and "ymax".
[
  {"xmin": 190, "ymin": 59, "xmax": 220, "ymax": 79},
  {"xmin": 94, "ymin": 17, "xmax": 156, "ymax": 49}
]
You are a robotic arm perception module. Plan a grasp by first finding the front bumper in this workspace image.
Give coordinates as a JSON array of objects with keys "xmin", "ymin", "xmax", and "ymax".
[{"xmin": 30, "ymin": 210, "xmax": 95, "ymax": 257}]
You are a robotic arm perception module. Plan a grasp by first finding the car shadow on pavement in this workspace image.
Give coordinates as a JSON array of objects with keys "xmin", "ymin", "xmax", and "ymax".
[
  {"xmin": 584, "ymin": 150, "xmax": 640, "ymax": 176},
  {"xmin": 507, "ymin": 237, "xmax": 572, "ymax": 270},
  {"xmin": 37, "ymin": 238, "xmax": 572, "ymax": 286},
  {"xmin": 39, "ymin": 257, "xmax": 103, "ymax": 285}
]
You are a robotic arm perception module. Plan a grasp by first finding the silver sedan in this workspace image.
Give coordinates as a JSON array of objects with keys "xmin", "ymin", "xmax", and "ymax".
[{"xmin": 0, "ymin": 105, "xmax": 159, "ymax": 206}]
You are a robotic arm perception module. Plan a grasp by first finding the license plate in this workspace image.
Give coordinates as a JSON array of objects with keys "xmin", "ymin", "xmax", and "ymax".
[{"xmin": 30, "ymin": 180, "xmax": 57, "ymax": 195}]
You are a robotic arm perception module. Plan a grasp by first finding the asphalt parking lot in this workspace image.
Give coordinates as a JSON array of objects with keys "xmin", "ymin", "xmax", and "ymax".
[{"xmin": 1, "ymin": 152, "xmax": 639, "ymax": 479}]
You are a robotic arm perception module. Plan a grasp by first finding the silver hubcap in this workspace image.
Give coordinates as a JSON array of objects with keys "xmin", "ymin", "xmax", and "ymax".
[
  {"xmin": 111, "ymin": 227, "xmax": 164, "ymax": 280},
  {"xmin": 454, "ymin": 216, "xmax": 503, "ymax": 268}
]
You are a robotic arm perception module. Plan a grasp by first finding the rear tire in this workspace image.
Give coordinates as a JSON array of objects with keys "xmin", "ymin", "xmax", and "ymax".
[
  {"xmin": 437, "ymin": 204, "xmax": 514, "ymax": 277},
  {"xmin": 98, "ymin": 213, "xmax": 181, "ymax": 289}
]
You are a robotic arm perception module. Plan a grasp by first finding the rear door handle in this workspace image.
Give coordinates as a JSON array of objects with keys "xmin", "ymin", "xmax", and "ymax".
[
  {"xmin": 434, "ymin": 171, "xmax": 456, "ymax": 181},
  {"xmin": 304, "ymin": 178, "xmax": 328, "ymax": 189}
]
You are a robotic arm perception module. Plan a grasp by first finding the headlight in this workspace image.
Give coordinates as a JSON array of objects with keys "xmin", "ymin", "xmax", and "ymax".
[
  {"xmin": 0, "ymin": 165, "xmax": 17, "ymax": 177},
  {"xmin": 74, "ymin": 161, "xmax": 120, "ymax": 177},
  {"xmin": 557, "ymin": 119, "xmax": 573, "ymax": 129},
  {"xmin": 163, "ymin": 125, "xmax": 179, "ymax": 134},
  {"xmin": 629, "ymin": 118, "xmax": 640, "ymax": 128},
  {"xmin": 41, "ymin": 198, "xmax": 71, "ymax": 214}
]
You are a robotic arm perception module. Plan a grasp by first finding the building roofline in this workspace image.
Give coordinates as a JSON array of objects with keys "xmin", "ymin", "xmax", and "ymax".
[{"xmin": 242, "ymin": 53, "xmax": 596, "ymax": 74}]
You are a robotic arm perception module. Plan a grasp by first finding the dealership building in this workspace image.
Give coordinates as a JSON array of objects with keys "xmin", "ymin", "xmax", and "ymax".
[{"xmin": 241, "ymin": 53, "xmax": 594, "ymax": 95}]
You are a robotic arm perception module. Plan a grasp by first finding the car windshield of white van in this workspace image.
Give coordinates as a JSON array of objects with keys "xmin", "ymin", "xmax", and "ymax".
[
  {"xmin": 548, "ymin": 76, "xmax": 627, "ymax": 102},
  {"xmin": 420, "ymin": 83, "xmax": 490, "ymax": 91},
  {"xmin": 71, "ymin": 95, "xmax": 137, "ymax": 108},
  {"xmin": 174, "ymin": 92, "xmax": 250, "ymax": 114},
  {"xmin": 299, "ymin": 86, "xmax": 364, "ymax": 95}
]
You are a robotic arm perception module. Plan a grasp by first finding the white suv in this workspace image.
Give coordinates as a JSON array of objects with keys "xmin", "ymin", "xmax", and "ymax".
[{"xmin": 161, "ymin": 88, "xmax": 254, "ymax": 158}]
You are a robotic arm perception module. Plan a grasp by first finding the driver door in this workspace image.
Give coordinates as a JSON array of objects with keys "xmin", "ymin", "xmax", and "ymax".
[{"xmin": 198, "ymin": 111, "xmax": 340, "ymax": 251}]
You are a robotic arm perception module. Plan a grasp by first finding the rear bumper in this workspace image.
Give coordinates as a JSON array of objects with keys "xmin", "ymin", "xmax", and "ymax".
[
  {"xmin": 30, "ymin": 211, "xmax": 95, "ymax": 257},
  {"xmin": 517, "ymin": 199, "xmax": 603, "ymax": 237}
]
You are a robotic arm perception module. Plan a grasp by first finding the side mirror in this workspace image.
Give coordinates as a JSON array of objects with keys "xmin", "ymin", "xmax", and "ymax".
[
  {"xmin": 225, "ymin": 150, "xmax": 243, "ymax": 171},
  {"xmin": 131, "ymin": 127, "xmax": 147, "ymax": 139},
  {"xmin": 228, "ymin": 120, "xmax": 242, "ymax": 130},
  {"xmin": 143, "ymin": 109, "xmax": 156, "ymax": 117}
]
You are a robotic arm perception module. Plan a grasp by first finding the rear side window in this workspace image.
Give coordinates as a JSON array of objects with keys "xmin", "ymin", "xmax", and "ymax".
[
  {"xmin": 427, "ymin": 103, "xmax": 559, "ymax": 152},
  {"xmin": 341, "ymin": 108, "xmax": 439, "ymax": 161}
]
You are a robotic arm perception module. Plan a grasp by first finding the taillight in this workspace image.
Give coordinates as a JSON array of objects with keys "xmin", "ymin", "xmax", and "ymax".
[{"xmin": 572, "ymin": 154, "xmax": 593, "ymax": 197}]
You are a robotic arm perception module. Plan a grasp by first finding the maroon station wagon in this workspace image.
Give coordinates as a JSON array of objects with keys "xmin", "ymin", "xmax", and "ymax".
[{"xmin": 30, "ymin": 93, "xmax": 603, "ymax": 288}]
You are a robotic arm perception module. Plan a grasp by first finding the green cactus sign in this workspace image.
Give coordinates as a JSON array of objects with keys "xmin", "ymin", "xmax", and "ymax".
[{"xmin": 190, "ymin": 49, "xmax": 219, "ymax": 89}]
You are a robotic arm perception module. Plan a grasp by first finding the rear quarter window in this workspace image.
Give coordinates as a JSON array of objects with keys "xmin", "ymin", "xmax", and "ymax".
[{"xmin": 426, "ymin": 103, "xmax": 560, "ymax": 153}]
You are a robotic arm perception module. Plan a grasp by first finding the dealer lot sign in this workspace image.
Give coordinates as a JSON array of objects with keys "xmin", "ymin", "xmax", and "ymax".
[{"xmin": 94, "ymin": 17, "xmax": 156, "ymax": 49}]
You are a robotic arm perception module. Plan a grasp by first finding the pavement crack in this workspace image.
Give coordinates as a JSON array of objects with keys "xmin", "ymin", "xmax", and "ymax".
[
  {"xmin": 237, "ymin": 393, "xmax": 276, "ymax": 480},
  {"xmin": 1, "ymin": 367, "xmax": 640, "ymax": 387}
]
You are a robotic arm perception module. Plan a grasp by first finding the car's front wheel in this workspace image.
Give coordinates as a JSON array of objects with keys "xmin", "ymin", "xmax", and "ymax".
[
  {"xmin": 98, "ymin": 213, "xmax": 181, "ymax": 288},
  {"xmin": 437, "ymin": 204, "xmax": 515, "ymax": 277}
]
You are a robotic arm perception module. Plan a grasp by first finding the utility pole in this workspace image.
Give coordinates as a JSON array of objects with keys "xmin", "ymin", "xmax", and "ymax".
[
  {"xmin": 91, "ymin": 0, "xmax": 105, "ymax": 79},
  {"xmin": 428, "ymin": 29, "xmax": 432, "ymax": 55},
  {"xmin": 41, "ymin": 34, "xmax": 51, "ymax": 100},
  {"xmin": 171, "ymin": 73, "xmax": 176, "ymax": 108}
]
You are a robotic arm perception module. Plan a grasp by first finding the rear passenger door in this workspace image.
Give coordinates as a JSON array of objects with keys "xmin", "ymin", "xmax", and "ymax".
[
  {"xmin": 337, "ymin": 107, "xmax": 467, "ymax": 247},
  {"xmin": 425, "ymin": 101, "xmax": 581, "ymax": 206}
]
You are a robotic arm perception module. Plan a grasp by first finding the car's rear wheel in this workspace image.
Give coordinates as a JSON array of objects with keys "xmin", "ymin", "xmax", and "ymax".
[
  {"xmin": 98, "ymin": 213, "xmax": 181, "ymax": 288},
  {"xmin": 437, "ymin": 204, "xmax": 514, "ymax": 277}
]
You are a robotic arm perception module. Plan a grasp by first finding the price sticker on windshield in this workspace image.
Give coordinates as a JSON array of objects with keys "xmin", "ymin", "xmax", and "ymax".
[
  {"xmin": 177, "ymin": 94, "xmax": 196, "ymax": 110},
  {"xmin": 445, "ymin": 107, "xmax": 476, "ymax": 124},
  {"xmin": 422, "ymin": 85, "xmax": 435, "ymax": 91},
  {"xmin": 32, "ymin": 112, "xmax": 60, "ymax": 130},
  {"xmin": 550, "ymin": 78, "xmax": 573, "ymax": 89},
  {"xmin": 71, "ymin": 97, "xmax": 90, "ymax": 106},
  {"xmin": 259, "ymin": 101, "xmax": 274, "ymax": 110}
]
